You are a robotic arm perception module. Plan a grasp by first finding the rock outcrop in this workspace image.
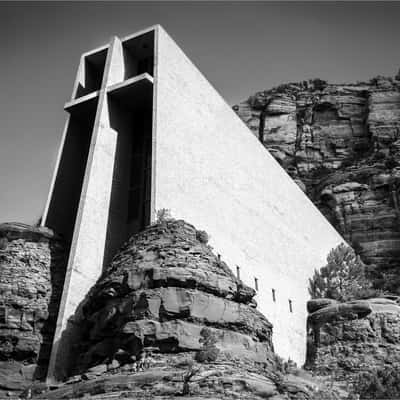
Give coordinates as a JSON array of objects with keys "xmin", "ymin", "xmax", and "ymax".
[
  {"xmin": 34, "ymin": 220, "xmax": 342, "ymax": 399},
  {"xmin": 74, "ymin": 219, "xmax": 273, "ymax": 373},
  {"xmin": 234, "ymin": 75, "xmax": 400, "ymax": 294},
  {"xmin": 0, "ymin": 223, "xmax": 66, "ymax": 397},
  {"xmin": 306, "ymin": 297, "xmax": 400, "ymax": 389}
]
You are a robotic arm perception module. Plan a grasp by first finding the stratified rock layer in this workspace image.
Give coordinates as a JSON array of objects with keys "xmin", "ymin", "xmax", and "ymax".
[
  {"xmin": 306, "ymin": 297, "xmax": 400, "ymax": 386},
  {"xmin": 74, "ymin": 219, "xmax": 273, "ymax": 373},
  {"xmin": 234, "ymin": 76, "xmax": 400, "ymax": 293},
  {"xmin": 0, "ymin": 223, "xmax": 66, "ymax": 396},
  {"xmin": 37, "ymin": 220, "xmax": 342, "ymax": 399}
]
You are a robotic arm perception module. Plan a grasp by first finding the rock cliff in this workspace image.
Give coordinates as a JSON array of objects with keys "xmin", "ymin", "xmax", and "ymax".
[
  {"xmin": 0, "ymin": 223, "xmax": 66, "ymax": 397},
  {"xmin": 234, "ymin": 75, "xmax": 400, "ymax": 293},
  {"xmin": 306, "ymin": 297, "xmax": 400, "ymax": 395}
]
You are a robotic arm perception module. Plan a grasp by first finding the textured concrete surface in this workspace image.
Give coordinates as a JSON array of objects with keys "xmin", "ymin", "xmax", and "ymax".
[
  {"xmin": 45, "ymin": 39, "xmax": 122, "ymax": 382},
  {"xmin": 153, "ymin": 26, "xmax": 343, "ymax": 364},
  {"xmin": 44, "ymin": 31, "xmax": 156, "ymax": 381}
]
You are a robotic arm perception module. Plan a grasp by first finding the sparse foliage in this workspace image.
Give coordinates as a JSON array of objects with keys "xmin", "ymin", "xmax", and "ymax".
[
  {"xmin": 182, "ymin": 360, "xmax": 201, "ymax": 395},
  {"xmin": 195, "ymin": 230, "xmax": 209, "ymax": 244},
  {"xmin": 308, "ymin": 243, "xmax": 375, "ymax": 301},
  {"xmin": 274, "ymin": 355, "xmax": 299, "ymax": 375},
  {"xmin": 195, "ymin": 328, "xmax": 220, "ymax": 363},
  {"xmin": 353, "ymin": 366, "xmax": 400, "ymax": 399},
  {"xmin": 33, "ymin": 216, "xmax": 42, "ymax": 227},
  {"xmin": 156, "ymin": 208, "xmax": 171, "ymax": 223},
  {"xmin": 0, "ymin": 237, "xmax": 7, "ymax": 251}
]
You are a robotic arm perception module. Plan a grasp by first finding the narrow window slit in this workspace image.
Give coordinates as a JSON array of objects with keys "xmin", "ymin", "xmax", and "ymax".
[{"xmin": 236, "ymin": 265, "xmax": 240, "ymax": 280}]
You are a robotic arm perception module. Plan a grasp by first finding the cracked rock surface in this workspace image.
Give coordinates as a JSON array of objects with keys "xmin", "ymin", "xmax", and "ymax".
[
  {"xmin": 306, "ymin": 297, "xmax": 400, "ymax": 387},
  {"xmin": 74, "ymin": 219, "xmax": 273, "ymax": 373},
  {"xmin": 234, "ymin": 75, "xmax": 400, "ymax": 294},
  {"xmin": 0, "ymin": 223, "xmax": 66, "ymax": 397},
  {"xmin": 35, "ymin": 220, "xmax": 342, "ymax": 399}
]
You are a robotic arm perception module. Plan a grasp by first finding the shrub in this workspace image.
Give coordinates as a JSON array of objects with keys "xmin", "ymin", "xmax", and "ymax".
[
  {"xmin": 156, "ymin": 208, "xmax": 171, "ymax": 223},
  {"xmin": 182, "ymin": 360, "xmax": 200, "ymax": 395},
  {"xmin": 308, "ymin": 243, "xmax": 374, "ymax": 301},
  {"xmin": 385, "ymin": 156, "xmax": 398, "ymax": 170},
  {"xmin": 0, "ymin": 237, "xmax": 7, "ymax": 251},
  {"xmin": 195, "ymin": 230, "xmax": 209, "ymax": 244},
  {"xmin": 353, "ymin": 366, "xmax": 400, "ymax": 399},
  {"xmin": 310, "ymin": 78, "xmax": 327, "ymax": 91},
  {"xmin": 195, "ymin": 328, "xmax": 220, "ymax": 363}
]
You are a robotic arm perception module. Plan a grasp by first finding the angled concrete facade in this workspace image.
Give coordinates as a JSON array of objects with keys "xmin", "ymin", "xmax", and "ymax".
[{"xmin": 42, "ymin": 25, "xmax": 343, "ymax": 381}]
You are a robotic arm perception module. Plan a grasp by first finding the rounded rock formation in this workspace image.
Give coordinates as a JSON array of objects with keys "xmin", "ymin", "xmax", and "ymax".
[{"xmin": 74, "ymin": 219, "xmax": 274, "ymax": 373}]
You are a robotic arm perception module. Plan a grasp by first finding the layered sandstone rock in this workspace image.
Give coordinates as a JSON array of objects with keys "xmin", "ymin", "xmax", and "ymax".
[
  {"xmin": 306, "ymin": 297, "xmax": 400, "ymax": 387},
  {"xmin": 0, "ymin": 223, "xmax": 66, "ymax": 397},
  {"xmin": 72, "ymin": 219, "xmax": 272, "ymax": 373},
  {"xmin": 35, "ymin": 220, "xmax": 342, "ymax": 399},
  {"xmin": 234, "ymin": 75, "xmax": 400, "ymax": 293}
]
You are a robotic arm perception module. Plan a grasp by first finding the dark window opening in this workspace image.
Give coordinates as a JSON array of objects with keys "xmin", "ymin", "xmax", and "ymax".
[
  {"xmin": 289, "ymin": 299, "xmax": 293, "ymax": 313},
  {"xmin": 236, "ymin": 265, "xmax": 241, "ymax": 280},
  {"xmin": 75, "ymin": 49, "xmax": 108, "ymax": 98},
  {"xmin": 103, "ymin": 81, "xmax": 153, "ymax": 269},
  {"xmin": 272, "ymin": 288, "xmax": 276, "ymax": 302},
  {"xmin": 45, "ymin": 98, "xmax": 98, "ymax": 244},
  {"xmin": 122, "ymin": 31, "xmax": 154, "ymax": 80},
  {"xmin": 254, "ymin": 277, "xmax": 259, "ymax": 291}
]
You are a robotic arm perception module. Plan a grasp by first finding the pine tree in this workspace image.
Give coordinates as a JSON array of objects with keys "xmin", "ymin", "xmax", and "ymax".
[{"xmin": 308, "ymin": 243, "xmax": 375, "ymax": 301}]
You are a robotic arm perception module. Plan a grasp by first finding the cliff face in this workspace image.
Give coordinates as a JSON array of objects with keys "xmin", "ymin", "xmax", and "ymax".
[
  {"xmin": 234, "ymin": 75, "xmax": 400, "ymax": 293},
  {"xmin": 0, "ymin": 223, "xmax": 66, "ymax": 397},
  {"xmin": 306, "ymin": 297, "xmax": 400, "ymax": 394}
]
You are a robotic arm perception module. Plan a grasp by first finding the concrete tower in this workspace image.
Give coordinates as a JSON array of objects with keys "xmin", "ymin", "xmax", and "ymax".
[{"xmin": 42, "ymin": 25, "xmax": 343, "ymax": 381}]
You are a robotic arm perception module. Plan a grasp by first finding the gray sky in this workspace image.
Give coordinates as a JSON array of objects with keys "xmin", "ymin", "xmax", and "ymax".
[{"xmin": 1, "ymin": 1, "xmax": 400, "ymax": 224}]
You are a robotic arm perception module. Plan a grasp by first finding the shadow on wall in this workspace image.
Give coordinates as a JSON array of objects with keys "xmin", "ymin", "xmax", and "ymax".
[
  {"xmin": 46, "ymin": 281, "xmax": 102, "ymax": 382},
  {"xmin": 37, "ymin": 242, "xmax": 68, "ymax": 380}
]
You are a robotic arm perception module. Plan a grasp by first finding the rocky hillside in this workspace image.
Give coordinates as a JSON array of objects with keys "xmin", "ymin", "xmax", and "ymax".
[
  {"xmin": 234, "ymin": 74, "xmax": 400, "ymax": 294},
  {"xmin": 0, "ymin": 223, "xmax": 66, "ymax": 397},
  {"xmin": 34, "ymin": 219, "xmax": 342, "ymax": 399},
  {"xmin": 306, "ymin": 297, "xmax": 400, "ymax": 396}
]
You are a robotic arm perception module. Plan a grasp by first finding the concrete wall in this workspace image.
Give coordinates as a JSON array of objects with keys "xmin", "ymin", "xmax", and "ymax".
[
  {"xmin": 46, "ymin": 38, "xmax": 123, "ymax": 382},
  {"xmin": 153, "ymin": 26, "xmax": 344, "ymax": 364}
]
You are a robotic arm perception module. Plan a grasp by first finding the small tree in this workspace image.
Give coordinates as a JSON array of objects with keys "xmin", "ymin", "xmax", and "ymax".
[
  {"xmin": 308, "ymin": 243, "xmax": 374, "ymax": 301},
  {"xmin": 156, "ymin": 208, "xmax": 171, "ymax": 223},
  {"xmin": 195, "ymin": 328, "xmax": 220, "ymax": 363}
]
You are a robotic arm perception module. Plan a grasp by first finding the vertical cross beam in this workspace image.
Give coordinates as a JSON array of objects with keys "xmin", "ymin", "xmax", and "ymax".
[{"xmin": 46, "ymin": 37, "xmax": 124, "ymax": 382}]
